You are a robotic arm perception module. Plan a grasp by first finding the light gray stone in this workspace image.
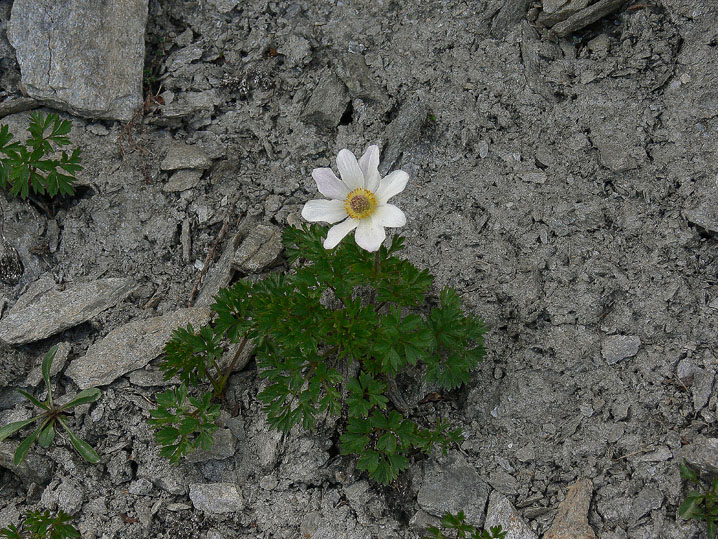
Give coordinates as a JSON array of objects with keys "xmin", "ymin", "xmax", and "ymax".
[
  {"xmin": 692, "ymin": 369, "xmax": 714, "ymax": 411},
  {"xmin": 551, "ymin": 0, "xmax": 628, "ymax": 37},
  {"xmin": 0, "ymin": 97, "xmax": 39, "ymax": 119},
  {"xmin": 219, "ymin": 338, "xmax": 255, "ymax": 375},
  {"xmin": 8, "ymin": 0, "xmax": 148, "ymax": 120},
  {"xmin": 335, "ymin": 54, "xmax": 388, "ymax": 103},
  {"xmin": 186, "ymin": 428, "xmax": 237, "ymax": 463},
  {"xmin": 684, "ymin": 198, "xmax": 718, "ymax": 234},
  {"xmin": 302, "ymin": 71, "xmax": 350, "ymax": 129},
  {"xmin": 232, "ymin": 224, "xmax": 283, "ymax": 274},
  {"xmin": 129, "ymin": 478, "xmax": 154, "ymax": 496},
  {"xmin": 158, "ymin": 90, "xmax": 220, "ymax": 121},
  {"xmin": 26, "ymin": 342, "xmax": 71, "ymax": 387},
  {"xmin": 0, "ymin": 235, "xmax": 23, "ymax": 285},
  {"xmin": 206, "ymin": 0, "xmax": 241, "ymax": 13},
  {"xmin": 0, "ymin": 441, "xmax": 53, "ymax": 484},
  {"xmin": 163, "ymin": 169, "xmax": 203, "ymax": 192},
  {"xmin": 485, "ymin": 491, "xmax": 537, "ymax": 539},
  {"xmin": 160, "ymin": 143, "xmax": 212, "ymax": 171},
  {"xmin": 630, "ymin": 487, "xmax": 663, "ymax": 523},
  {"xmin": 680, "ymin": 437, "xmax": 718, "ymax": 475},
  {"xmin": 380, "ymin": 92, "xmax": 427, "ymax": 175},
  {"xmin": 189, "ymin": 483, "xmax": 244, "ymax": 514},
  {"xmin": 128, "ymin": 368, "xmax": 180, "ymax": 388},
  {"xmin": 539, "ymin": 0, "xmax": 593, "ymax": 26},
  {"xmin": 417, "ymin": 453, "xmax": 490, "ymax": 527},
  {"xmin": 601, "ymin": 335, "xmax": 641, "ymax": 365},
  {"xmin": 64, "ymin": 307, "xmax": 212, "ymax": 389},
  {"xmin": 489, "ymin": 469, "xmax": 519, "ymax": 495},
  {"xmin": 491, "ymin": 0, "xmax": 532, "ymax": 38},
  {"xmin": 41, "ymin": 478, "xmax": 84, "ymax": 515},
  {"xmin": 0, "ymin": 277, "xmax": 135, "ymax": 345}
]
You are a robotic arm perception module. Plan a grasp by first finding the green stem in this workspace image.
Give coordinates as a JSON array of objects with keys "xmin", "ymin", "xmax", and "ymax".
[{"xmin": 216, "ymin": 336, "xmax": 249, "ymax": 397}]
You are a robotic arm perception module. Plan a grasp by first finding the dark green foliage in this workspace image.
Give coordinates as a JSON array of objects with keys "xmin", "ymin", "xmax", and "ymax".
[
  {"xmin": 0, "ymin": 112, "xmax": 82, "ymax": 199},
  {"xmin": 422, "ymin": 511, "xmax": 506, "ymax": 539},
  {"xmin": 680, "ymin": 461, "xmax": 718, "ymax": 538},
  {"xmin": 0, "ymin": 346, "xmax": 101, "ymax": 465},
  {"xmin": 151, "ymin": 225, "xmax": 485, "ymax": 482},
  {"xmin": 147, "ymin": 383, "xmax": 220, "ymax": 465},
  {"xmin": 0, "ymin": 510, "xmax": 79, "ymax": 539}
]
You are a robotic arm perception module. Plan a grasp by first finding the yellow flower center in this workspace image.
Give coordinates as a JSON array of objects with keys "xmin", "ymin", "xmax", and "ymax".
[{"xmin": 344, "ymin": 188, "xmax": 377, "ymax": 219}]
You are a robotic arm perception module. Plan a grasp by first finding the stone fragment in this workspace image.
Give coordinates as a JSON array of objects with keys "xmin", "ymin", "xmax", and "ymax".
[
  {"xmin": 232, "ymin": 224, "xmax": 283, "ymax": 274},
  {"xmin": 692, "ymin": 369, "xmax": 714, "ymax": 412},
  {"xmin": 630, "ymin": 487, "xmax": 663, "ymax": 523},
  {"xmin": 601, "ymin": 335, "xmax": 641, "ymax": 365},
  {"xmin": 128, "ymin": 368, "xmax": 179, "ymax": 388},
  {"xmin": 380, "ymin": 93, "xmax": 427, "ymax": 175},
  {"xmin": 129, "ymin": 478, "xmax": 154, "ymax": 496},
  {"xmin": 206, "ymin": 0, "xmax": 241, "ymax": 13},
  {"xmin": 545, "ymin": 479, "xmax": 597, "ymax": 539},
  {"xmin": 0, "ymin": 277, "xmax": 135, "ymax": 345},
  {"xmin": 417, "ymin": 453, "xmax": 490, "ymax": 527},
  {"xmin": 0, "ymin": 441, "xmax": 53, "ymax": 484},
  {"xmin": 160, "ymin": 143, "xmax": 211, "ymax": 171},
  {"xmin": 186, "ymin": 428, "xmax": 237, "ymax": 463},
  {"xmin": 0, "ymin": 97, "xmax": 39, "ymax": 119},
  {"xmin": 40, "ymin": 478, "xmax": 84, "ymax": 515},
  {"xmin": 302, "ymin": 71, "xmax": 350, "ymax": 129},
  {"xmin": 64, "ymin": 307, "xmax": 212, "ymax": 389},
  {"xmin": 520, "ymin": 171, "xmax": 548, "ymax": 184},
  {"xmin": 8, "ymin": 0, "xmax": 148, "ymax": 120},
  {"xmin": 0, "ymin": 236, "xmax": 23, "ymax": 285},
  {"xmin": 219, "ymin": 339, "xmax": 255, "ymax": 375},
  {"xmin": 520, "ymin": 22, "xmax": 556, "ymax": 103},
  {"xmin": 680, "ymin": 437, "xmax": 718, "ymax": 475},
  {"xmin": 335, "ymin": 54, "xmax": 388, "ymax": 103},
  {"xmin": 158, "ymin": 90, "xmax": 220, "ymax": 121},
  {"xmin": 491, "ymin": 0, "xmax": 532, "ymax": 38},
  {"xmin": 26, "ymin": 342, "xmax": 71, "ymax": 387},
  {"xmin": 189, "ymin": 483, "xmax": 244, "ymax": 514},
  {"xmin": 684, "ymin": 199, "xmax": 718, "ymax": 234},
  {"xmin": 539, "ymin": 0, "xmax": 593, "ymax": 26},
  {"xmin": 485, "ymin": 491, "xmax": 537, "ymax": 539},
  {"xmin": 551, "ymin": 0, "xmax": 628, "ymax": 37},
  {"xmin": 163, "ymin": 169, "xmax": 203, "ymax": 192},
  {"xmin": 277, "ymin": 35, "xmax": 312, "ymax": 67}
]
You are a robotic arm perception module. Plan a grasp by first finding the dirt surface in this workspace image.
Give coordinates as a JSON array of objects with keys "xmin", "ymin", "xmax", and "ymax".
[{"xmin": 1, "ymin": 0, "xmax": 717, "ymax": 537}]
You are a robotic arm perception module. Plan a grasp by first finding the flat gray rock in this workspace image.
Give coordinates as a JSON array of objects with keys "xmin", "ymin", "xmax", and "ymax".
[
  {"xmin": 601, "ymin": 335, "xmax": 641, "ymax": 365},
  {"xmin": 380, "ymin": 92, "xmax": 427, "ymax": 175},
  {"xmin": 692, "ymin": 369, "xmax": 714, "ymax": 411},
  {"xmin": 684, "ymin": 198, "xmax": 718, "ymax": 234},
  {"xmin": 186, "ymin": 428, "xmax": 237, "ymax": 463},
  {"xmin": 485, "ymin": 491, "xmax": 537, "ymax": 539},
  {"xmin": 551, "ymin": 0, "xmax": 628, "ymax": 37},
  {"xmin": 539, "ymin": 0, "xmax": 594, "ymax": 26},
  {"xmin": 232, "ymin": 224, "xmax": 283, "ymax": 274},
  {"xmin": 0, "ymin": 277, "xmax": 135, "ymax": 345},
  {"xmin": 680, "ymin": 437, "xmax": 718, "ymax": 475},
  {"xmin": 160, "ymin": 143, "xmax": 212, "ymax": 171},
  {"xmin": 8, "ymin": 0, "xmax": 148, "ymax": 120},
  {"xmin": 163, "ymin": 169, "xmax": 203, "ymax": 192},
  {"xmin": 302, "ymin": 71, "xmax": 350, "ymax": 129},
  {"xmin": 64, "ymin": 307, "xmax": 212, "ymax": 389},
  {"xmin": 189, "ymin": 483, "xmax": 244, "ymax": 514},
  {"xmin": 335, "ymin": 54, "xmax": 388, "ymax": 103},
  {"xmin": 0, "ymin": 441, "xmax": 53, "ymax": 484},
  {"xmin": 417, "ymin": 453, "xmax": 490, "ymax": 527}
]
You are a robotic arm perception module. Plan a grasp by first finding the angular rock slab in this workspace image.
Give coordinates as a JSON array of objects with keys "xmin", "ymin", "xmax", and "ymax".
[
  {"xmin": 484, "ymin": 491, "xmax": 537, "ymax": 539},
  {"xmin": 0, "ymin": 277, "xmax": 135, "ymax": 344},
  {"xmin": 8, "ymin": 0, "xmax": 148, "ymax": 121},
  {"xmin": 65, "ymin": 307, "xmax": 212, "ymax": 389},
  {"xmin": 545, "ymin": 479, "xmax": 597, "ymax": 539},
  {"xmin": 189, "ymin": 483, "xmax": 244, "ymax": 514}
]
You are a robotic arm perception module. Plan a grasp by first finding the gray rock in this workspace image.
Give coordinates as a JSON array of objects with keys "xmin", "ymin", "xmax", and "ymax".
[
  {"xmin": 417, "ymin": 453, "xmax": 490, "ymax": 527},
  {"xmin": 680, "ymin": 437, "xmax": 718, "ymax": 475},
  {"xmin": 0, "ymin": 236, "xmax": 23, "ymax": 285},
  {"xmin": 64, "ymin": 306, "xmax": 212, "ymax": 389},
  {"xmin": 0, "ymin": 441, "xmax": 53, "ymax": 484},
  {"xmin": 158, "ymin": 90, "xmax": 220, "ymax": 121},
  {"xmin": 129, "ymin": 478, "xmax": 154, "ymax": 496},
  {"xmin": 692, "ymin": 369, "xmax": 714, "ymax": 412},
  {"xmin": 380, "ymin": 93, "xmax": 427, "ymax": 175},
  {"xmin": 551, "ymin": 0, "xmax": 628, "ymax": 37},
  {"xmin": 26, "ymin": 341, "xmax": 71, "ymax": 387},
  {"xmin": 128, "ymin": 368, "xmax": 180, "ymax": 388},
  {"xmin": 0, "ymin": 97, "xmax": 39, "ymax": 119},
  {"xmin": 484, "ymin": 491, "xmax": 537, "ymax": 539},
  {"xmin": 335, "ymin": 54, "xmax": 388, "ymax": 103},
  {"xmin": 538, "ymin": 0, "xmax": 593, "ymax": 26},
  {"xmin": 545, "ymin": 479, "xmax": 596, "ymax": 539},
  {"xmin": 8, "ymin": 0, "xmax": 148, "ymax": 120},
  {"xmin": 489, "ymin": 470, "xmax": 519, "ymax": 495},
  {"xmin": 0, "ymin": 277, "xmax": 135, "ymax": 345},
  {"xmin": 630, "ymin": 487, "xmax": 663, "ymax": 523},
  {"xmin": 277, "ymin": 35, "xmax": 312, "ymax": 67},
  {"xmin": 601, "ymin": 335, "xmax": 641, "ymax": 365},
  {"xmin": 232, "ymin": 224, "xmax": 283, "ymax": 274},
  {"xmin": 302, "ymin": 71, "xmax": 350, "ymax": 129},
  {"xmin": 219, "ymin": 338, "xmax": 255, "ymax": 375},
  {"xmin": 160, "ymin": 143, "xmax": 212, "ymax": 171},
  {"xmin": 40, "ymin": 478, "xmax": 84, "ymax": 515},
  {"xmin": 684, "ymin": 198, "xmax": 718, "ymax": 234},
  {"xmin": 186, "ymin": 428, "xmax": 237, "ymax": 463},
  {"xmin": 206, "ymin": 0, "xmax": 240, "ymax": 13},
  {"xmin": 189, "ymin": 483, "xmax": 244, "ymax": 514},
  {"xmin": 520, "ymin": 171, "xmax": 548, "ymax": 184},
  {"xmin": 163, "ymin": 169, "xmax": 203, "ymax": 192},
  {"xmin": 491, "ymin": 0, "xmax": 532, "ymax": 38}
]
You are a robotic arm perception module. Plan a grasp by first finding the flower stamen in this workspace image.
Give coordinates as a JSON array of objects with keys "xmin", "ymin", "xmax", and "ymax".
[{"xmin": 344, "ymin": 188, "xmax": 377, "ymax": 219}]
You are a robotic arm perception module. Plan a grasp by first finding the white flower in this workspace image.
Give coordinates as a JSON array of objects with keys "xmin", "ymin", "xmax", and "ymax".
[{"xmin": 301, "ymin": 145, "xmax": 408, "ymax": 252}]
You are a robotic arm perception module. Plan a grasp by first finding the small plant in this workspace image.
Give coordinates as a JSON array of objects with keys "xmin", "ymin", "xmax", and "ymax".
[
  {"xmin": 0, "ymin": 111, "xmax": 82, "ymax": 200},
  {"xmin": 148, "ymin": 146, "xmax": 486, "ymax": 484},
  {"xmin": 0, "ymin": 510, "xmax": 79, "ymax": 539},
  {"xmin": 680, "ymin": 461, "xmax": 718, "ymax": 538},
  {"xmin": 0, "ymin": 346, "xmax": 101, "ymax": 465},
  {"xmin": 422, "ymin": 511, "xmax": 506, "ymax": 539}
]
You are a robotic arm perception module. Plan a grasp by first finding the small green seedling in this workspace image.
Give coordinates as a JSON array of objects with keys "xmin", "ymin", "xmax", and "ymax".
[
  {"xmin": 0, "ymin": 346, "xmax": 101, "ymax": 465},
  {"xmin": 680, "ymin": 461, "xmax": 718, "ymax": 538},
  {"xmin": 0, "ymin": 510, "xmax": 79, "ymax": 539},
  {"xmin": 0, "ymin": 111, "xmax": 82, "ymax": 199},
  {"xmin": 422, "ymin": 511, "xmax": 506, "ymax": 539}
]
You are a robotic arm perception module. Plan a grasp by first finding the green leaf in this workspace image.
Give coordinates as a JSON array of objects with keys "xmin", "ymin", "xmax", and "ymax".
[
  {"xmin": 42, "ymin": 345, "xmax": 58, "ymax": 391},
  {"xmin": 679, "ymin": 493, "xmax": 703, "ymax": 519},
  {"xmin": 0, "ymin": 416, "xmax": 41, "ymax": 442},
  {"xmin": 13, "ymin": 423, "xmax": 43, "ymax": 465},
  {"xmin": 155, "ymin": 427, "xmax": 180, "ymax": 446},
  {"xmin": 16, "ymin": 388, "xmax": 49, "ymax": 410},
  {"xmin": 59, "ymin": 388, "xmax": 101, "ymax": 410},
  {"xmin": 58, "ymin": 418, "xmax": 100, "ymax": 463},
  {"xmin": 37, "ymin": 421, "xmax": 56, "ymax": 448},
  {"xmin": 680, "ymin": 461, "xmax": 698, "ymax": 482}
]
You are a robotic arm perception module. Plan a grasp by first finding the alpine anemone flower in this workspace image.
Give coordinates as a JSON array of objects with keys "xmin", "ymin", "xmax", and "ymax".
[{"xmin": 301, "ymin": 145, "xmax": 408, "ymax": 252}]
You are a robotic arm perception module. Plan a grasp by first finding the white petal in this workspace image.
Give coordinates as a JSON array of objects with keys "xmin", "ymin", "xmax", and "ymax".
[
  {"xmin": 312, "ymin": 168, "xmax": 350, "ymax": 200},
  {"xmin": 358, "ymin": 145, "xmax": 381, "ymax": 192},
  {"xmin": 355, "ymin": 215, "xmax": 386, "ymax": 252},
  {"xmin": 324, "ymin": 218, "xmax": 359, "ymax": 249},
  {"xmin": 374, "ymin": 204, "xmax": 406, "ymax": 228},
  {"xmin": 301, "ymin": 199, "xmax": 348, "ymax": 224},
  {"xmin": 336, "ymin": 149, "xmax": 365, "ymax": 190},
  {"xmin": 374, "ymin": 170, "xmax": 409, "ymax": 204}
]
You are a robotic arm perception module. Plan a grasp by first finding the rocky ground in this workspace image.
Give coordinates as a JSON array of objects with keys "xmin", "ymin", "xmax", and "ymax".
[{"xmin": 0, "ymin": 0, "xmax": 717, "ymax": 537}]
